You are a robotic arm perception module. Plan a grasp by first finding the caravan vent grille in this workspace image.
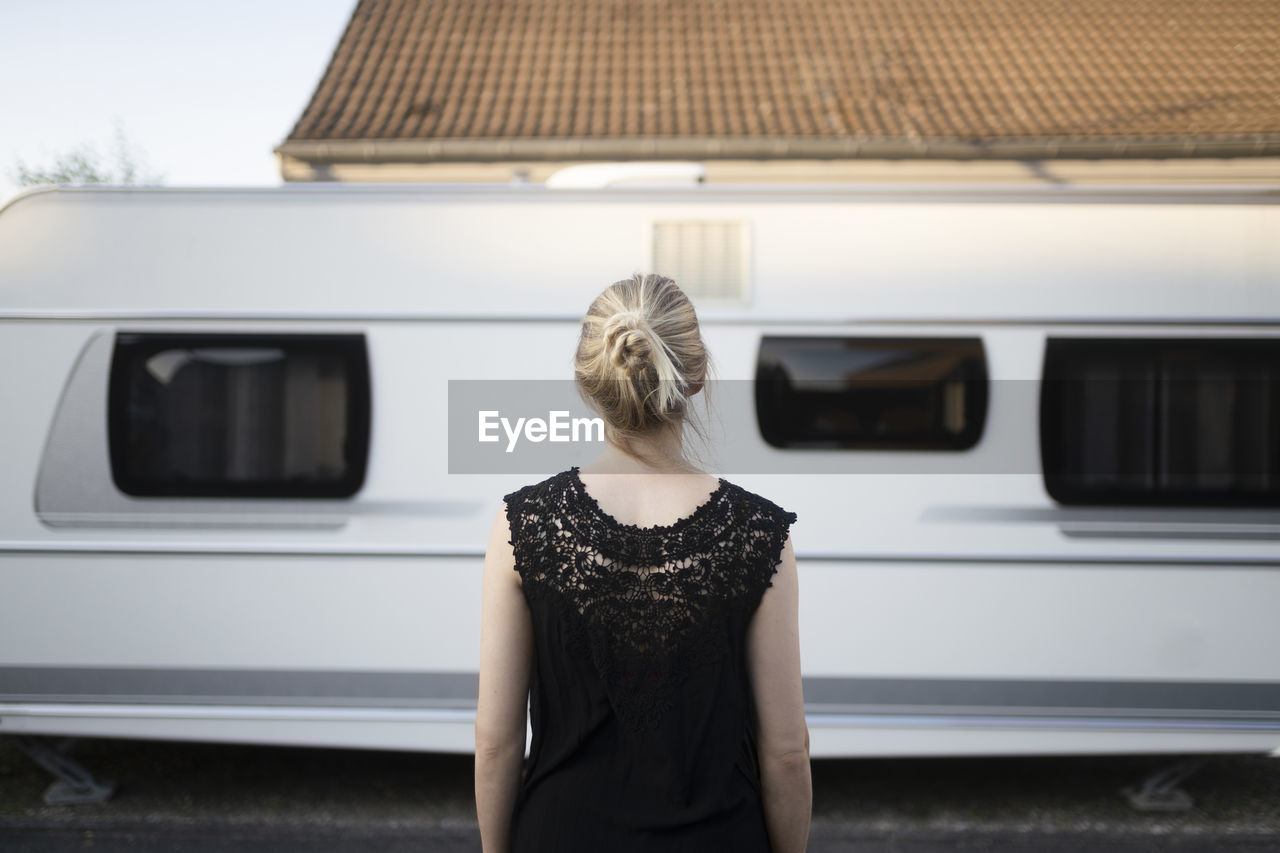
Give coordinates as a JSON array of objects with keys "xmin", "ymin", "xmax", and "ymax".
[{"xmin": 652, "ymin": 220, "xmax": 749, "ymax": 303}]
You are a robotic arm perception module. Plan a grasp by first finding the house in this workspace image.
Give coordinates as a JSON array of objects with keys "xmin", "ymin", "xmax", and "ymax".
[{"xmin": 277, "ymin": 0, "xmax": 1280, "ymax": 184}]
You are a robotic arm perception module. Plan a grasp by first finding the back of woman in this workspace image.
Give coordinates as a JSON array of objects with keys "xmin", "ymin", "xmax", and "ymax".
[{"xmin": 475, "ymin": 273, "xmax": 811, "ymax": 852}]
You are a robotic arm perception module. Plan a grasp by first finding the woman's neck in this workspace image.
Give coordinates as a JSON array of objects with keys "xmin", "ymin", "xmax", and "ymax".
[{"xmin": 582, "ymin": 423, "xmax": 702, "ymax": 475}]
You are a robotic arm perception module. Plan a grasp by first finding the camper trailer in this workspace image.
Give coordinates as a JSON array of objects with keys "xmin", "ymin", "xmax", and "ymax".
[{"xmin": 1, "ymin": 183, "xmax": 1278, "ymax": 772}]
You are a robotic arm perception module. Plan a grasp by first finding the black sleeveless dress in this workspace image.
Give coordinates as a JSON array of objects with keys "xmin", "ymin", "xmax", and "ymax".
[{"xmin": 502, "ymin": 466, "xmax": 798, "ymax": 852}]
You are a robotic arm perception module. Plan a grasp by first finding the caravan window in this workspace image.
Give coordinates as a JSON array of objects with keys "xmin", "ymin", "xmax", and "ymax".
[
  {"xmin": 1041, "ymin": 337, "xmax": 1280, "ymax": 506},
  {"xmin": 755, "ymin": 336, "xmax": 988, "ymax": 449},
  {"xmin": 108, "ymin": 333, "xmax": 371, "ymax": 498}
]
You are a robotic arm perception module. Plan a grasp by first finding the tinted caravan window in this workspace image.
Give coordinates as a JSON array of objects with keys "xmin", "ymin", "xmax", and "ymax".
[
  {"xmin": 1041, "ymin": 337, "xmax": 1280, "ymax": 506},
  {"xmin": 755, "ymin": 337, "xmax": 988, "ymax": 449},
  {"xmin": 109, "ymin": 333, "xmax": 371, "ymax": 498}
]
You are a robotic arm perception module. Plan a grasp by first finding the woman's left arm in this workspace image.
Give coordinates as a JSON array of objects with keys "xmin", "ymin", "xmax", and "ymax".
[{"xmin": 475, "ymin": 503, "xmax": 534, "ymax": 853}]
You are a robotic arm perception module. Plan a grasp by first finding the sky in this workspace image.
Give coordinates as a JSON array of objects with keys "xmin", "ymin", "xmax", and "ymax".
[{"xmin": 0, "ymin": 0, "xmax": 356, "ymax": 199}]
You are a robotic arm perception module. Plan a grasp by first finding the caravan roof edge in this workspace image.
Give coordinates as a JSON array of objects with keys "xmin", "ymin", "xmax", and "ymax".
[
  {"xmin": 2, "ymin": 185, "xmax": 1276, "ymax": 320},
  {"xmin": 3, "ymin": 182, "xmax": 1280, "ymax": 211}
]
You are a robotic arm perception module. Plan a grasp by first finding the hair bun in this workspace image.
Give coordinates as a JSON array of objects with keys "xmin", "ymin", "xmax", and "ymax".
[{"xmin": 601, "ymin": 311, "xmax": 651, "ymax": 373}]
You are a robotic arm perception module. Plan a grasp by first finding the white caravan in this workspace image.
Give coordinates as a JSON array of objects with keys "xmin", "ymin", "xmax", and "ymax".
[{"xmin": 1, "ymin": 184, "xmax": 1278, "ymax": 766}]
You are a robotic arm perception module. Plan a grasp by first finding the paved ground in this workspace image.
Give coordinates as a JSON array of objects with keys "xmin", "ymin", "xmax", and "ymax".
[
  {"xmin": 1, "ymin": 737, "xmax": 1278, "ymax": 850},
  {"xmin": 2, "ymin": 829, "xmax": 1279, "ymax": 852}
]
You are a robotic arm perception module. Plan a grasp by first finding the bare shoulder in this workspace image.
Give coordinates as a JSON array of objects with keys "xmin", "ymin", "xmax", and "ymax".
[{"xmin": 483, "ymin": 502, "xmax": 519, "ymax": 587}]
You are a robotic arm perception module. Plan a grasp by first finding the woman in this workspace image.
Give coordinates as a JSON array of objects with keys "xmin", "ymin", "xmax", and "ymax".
[{"xmin": 475, "ymin": 273, "xmax": 810, "ymax": 852}]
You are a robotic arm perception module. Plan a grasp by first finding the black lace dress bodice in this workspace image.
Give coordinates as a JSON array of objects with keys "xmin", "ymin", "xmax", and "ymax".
[{"xmin": 502, "ymin": 466, "xmax": 797, "ymax": 852}]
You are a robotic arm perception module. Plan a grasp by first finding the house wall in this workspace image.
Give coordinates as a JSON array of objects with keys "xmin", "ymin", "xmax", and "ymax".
[{"xmin": 277, "ymin": 155, "xmax": 1280, "ymax": 185}]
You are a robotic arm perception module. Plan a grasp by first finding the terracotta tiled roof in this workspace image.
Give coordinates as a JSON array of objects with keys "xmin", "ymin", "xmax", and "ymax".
[{"xmin": 282, "ymin": 0, "xmax": 1280, "ymax": 157}]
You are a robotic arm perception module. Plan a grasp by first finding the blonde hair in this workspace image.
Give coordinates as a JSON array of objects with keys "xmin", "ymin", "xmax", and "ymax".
[{"xmin": 573, "ymin": 272, "xmax": 714, "ymax": 466}]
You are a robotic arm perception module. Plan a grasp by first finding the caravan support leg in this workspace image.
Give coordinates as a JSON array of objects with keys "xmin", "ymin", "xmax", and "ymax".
[
  {"xmin": 1119, "ymin": 756, "xmax": 1206, "ymax": 811},
  {"xmin": 11, "ymin": 735, "xmax": 117, "ymax": 804}
]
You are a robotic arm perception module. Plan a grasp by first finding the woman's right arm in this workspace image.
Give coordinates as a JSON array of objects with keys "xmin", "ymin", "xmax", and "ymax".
[
  {"xmin": 746, "ymin": 533, "xmax": 811, "ymax": 853},
  {"xmin": 475, "ymin": 503, "xmax": 533, "ymax": 853}
]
